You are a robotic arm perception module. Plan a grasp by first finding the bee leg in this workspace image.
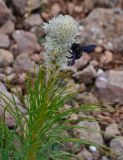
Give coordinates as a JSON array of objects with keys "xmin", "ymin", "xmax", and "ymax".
[
  {"xmin": 67, "ymin": 61, "xmax": 71, "ymax": 66},
  {"xmin": 68, "ymin": 58, "xmax": 75, "ymax": 66},
  {"xmin": 69, "ymin": 50, "xmax": 72, "ymax": 54},
  {"xmin": 70, "ymin": 58, "xmax": 75, "ymax": 66},
  {"xmin": 66, "ymin": 55, "xmax": 73, "ymax": 59}
]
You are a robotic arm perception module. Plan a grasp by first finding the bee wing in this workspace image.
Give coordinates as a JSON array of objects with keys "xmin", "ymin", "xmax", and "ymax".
[{"xmin": 81, "ymin": 45, "xmax": 96, "ymax": 53}]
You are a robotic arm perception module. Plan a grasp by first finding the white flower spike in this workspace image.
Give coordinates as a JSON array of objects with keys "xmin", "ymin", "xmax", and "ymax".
[{"xmin": 43, "ymin": 15, "xmax": 79, "ymax": 69}]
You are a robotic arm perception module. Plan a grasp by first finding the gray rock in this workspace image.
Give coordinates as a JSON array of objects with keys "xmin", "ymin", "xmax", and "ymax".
[
  {"xmin": 24, "ymin": 14, "xmax": 43, "ymax": 28},
  {"xmin": 73, "ymin": 65, "xmax": 97, "ymax": 84},
  {"xmin": 83, "ymin": 0, "xmax": 118, "ymax": 13},
  {"xmin": 4, "ymin": 66, "xmax": 14, "ymax": 75},
  {"xmin": 10, "ymin": 44, "xmax": 19, "ymax": 57},
  {"xmin": 11, "ymin": 0, "xmax": 41, "ymax": 15},
  {"xmin": 6, "ymin": 73, "xmax": 16, "ymax": 82},
  {"xmin": 0, "ymin": 49, "xmax": 14, "ymax": 67},
  {"xmin": 74, "ymin": 121, "xmax": 103, "ymax": 145},
  {"xmin": 13, "ymin": 53, "xmax": 38, "ymax": 73},
  {"xmin": 91, "ymin": 149, "xmax": 100, "ymax": 160},
  {"xmin": 11, "ymin": 85, "xmax": 22, "ymax": 95},
  {"xmin": 26, "ymin": 0, "xmax": 41, "ymax": 13},
  {"xmin": 93, "ymin": 0, "xmax": 118, "ymax": 8},
  {"xmin": 0, "ymin": 0, "xmax": 12, "ymax": 25},
  {"xmin": 0, "ymin": 20, "xmax": 15, "ymax": 35},
  {"xmin": 13, "ymin": 30, "xmax": 40, "ymax": 54},
  {"xmin": 75, "ymin": 93, "xmax": 99, "ymax": 104},
  {"xmin": 101, "ymin": 156, "xmax": 109, "ymax": 160},
  {"xmin": 100, "ymin": 51, "xmax": 113, "ymax": 65},
  {"xmin": 18, "ymin": 73, "xmax": 27, "ymax": 83},
  {"xmin": 11, "ymin": 0, "xmax": 27, "ymax": 15},
  {"xmin": 77, "ymin": 149, "xmax": 93, "ymax": 160},
  {"xmin": 30, "ymin": 53, "xmax": 42, "ymax": 63},
  {"xmin": 51, "ymin": 3, "xmax": 61, "ymax": 16},
  {"xmin": 0, "ymin": 81, "xmax": 26, "ymax": 128},
  {"xmin": 80, "ymin": 8, "xmax": 123, "ymax": 52},
  {"xmin": 0, "ymin": 73, "xmax": 6, "ymax": 82},
  {"xmin": 74, "ymin": 52, "xmax": 91, "ymax": 70},
  {"xmin": 94, "ymin": 70, "xmax": 123, "ymax": 103},
  {"xmin": 110, "ymin": 136, "xmax": 123, "ymax": 159},
  {"xmin": 104, "ymin": 123, "xmax": 120, "ymax": 139},
  {"xmin": 30, "ymin": 26, "xmax": 44, "ymax": 38},
  {"xmin": 0, "ymin": 34, "xmax": 10, "ymax": 48},
  {"xmin": 62, "ymin": 141, "xmax": 81, "ymax": 153},
  {"xmin": 83, "ymin": 0, "xmax": 95, "ymax": 13}
]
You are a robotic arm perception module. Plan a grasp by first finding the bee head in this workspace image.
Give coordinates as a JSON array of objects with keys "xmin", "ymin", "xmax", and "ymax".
[{"xmin": 71, "ymin": 43, "xmax": 81, "ymax": 53}]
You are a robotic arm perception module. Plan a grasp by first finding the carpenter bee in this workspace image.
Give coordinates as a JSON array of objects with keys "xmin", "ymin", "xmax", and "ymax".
[{"xmin": 66, "ymin": 43, "xmax": 96, "ymax": 66}]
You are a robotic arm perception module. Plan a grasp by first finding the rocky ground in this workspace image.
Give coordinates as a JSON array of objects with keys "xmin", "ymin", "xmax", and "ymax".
[{"xmin": 0, "ymin": 0, "xmax": 123, "ymax": 159}]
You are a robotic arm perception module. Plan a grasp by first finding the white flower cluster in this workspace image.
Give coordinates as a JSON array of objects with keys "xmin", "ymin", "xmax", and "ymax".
[{"xmin": 43, "ymin": 15, "xmax": 79, "ymax": 68}]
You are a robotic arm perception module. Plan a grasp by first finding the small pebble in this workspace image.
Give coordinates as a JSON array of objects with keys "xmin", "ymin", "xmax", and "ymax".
[
  {"xmin": 89, "ymin": 146, "xmax": 97, "ymax": 152},
  {"xmin": 97, "ymin": 69, "xmax": 104, "ymax": 76},
  {"xmin": 4, "ymin": 67, "xmax": 14, "ymax": 75},
  {"xmin": 95, "ymin": 46, "xmax": 103, "ymax": 53},
  {"xmin": 0, "ymin": 20, "xmax": 15, "ymax": 34},
  {"xmin": 10, "ymin": 44, "xmax": 19, "ymax": 57},
  {"xmin": 74, "ymin": 6, "xmax": 83, "ymax": 13},
  {"xmin": 0, "ymin": 34, "xmax": 10, "ymax": 48},
  {"xmin": 69, "ymin": 114, "xmax": 78, "ymax": 121},
  {"xmin": 51, "ymin": 3, "xmax": 61, "ymax": 16},
  {"xmin": 100, "ymin": 50, "xmax": 113, "ymax": 64},
  {"xmin": 18, "ymin": 73, "xmax": 27, "ymax": 83},
  {"xmin": 30, "ymin": 54, "xmax": 41, "ymax": 63},
  {"xmin": 67, "ymin": 2, "xmax": 74, "ymax": 14},
  {"xmin": 0, "ymin": 73, "xmax": 6, "ymax": 81},
  {"xmin": 7, "ymin": 73, "xmax": 16, "ymax": 82}
]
